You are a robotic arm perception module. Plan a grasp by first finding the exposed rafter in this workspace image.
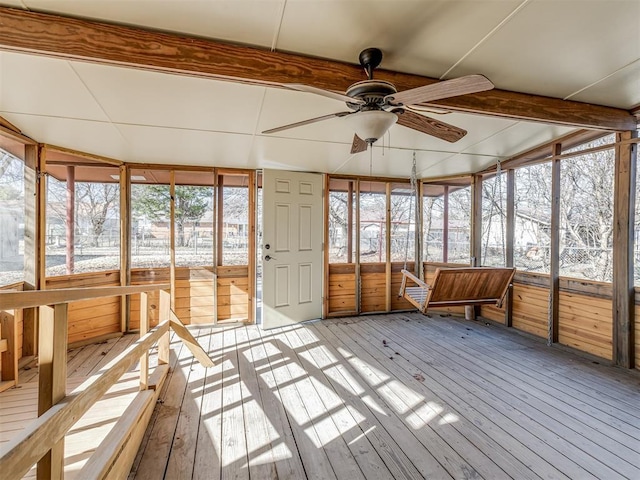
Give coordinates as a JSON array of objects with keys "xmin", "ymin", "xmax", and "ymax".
[{"xmin": 0, "ymin": 7, "xmax": 635, "ymax": 132}]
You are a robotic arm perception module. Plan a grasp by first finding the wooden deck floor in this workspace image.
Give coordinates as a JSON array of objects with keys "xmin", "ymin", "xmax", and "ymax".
[{"xmin": 130, "ymin": 313, "xmax": 640, "ymax": 480}]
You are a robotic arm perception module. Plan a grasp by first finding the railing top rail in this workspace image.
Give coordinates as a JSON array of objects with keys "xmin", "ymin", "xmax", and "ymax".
[{"xmin": 0, "ymin": 284, "xmax": 170, "ymax": 310}]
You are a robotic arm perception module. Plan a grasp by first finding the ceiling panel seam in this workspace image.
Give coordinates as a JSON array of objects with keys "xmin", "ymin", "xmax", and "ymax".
[
  {"xmin": 439, "ymin": 0, "xmax": 531, "ymax": 80},
  {"xmin": 270, "ymin": 0, "xmax": 288, "ymax": 51},
  {"xmin": 563, "ymin": 58, "xmax": 640, "ymax": 102},
  {"xmin": 68, "ymin": 61, "xmax": 129, "ymax": 144}
]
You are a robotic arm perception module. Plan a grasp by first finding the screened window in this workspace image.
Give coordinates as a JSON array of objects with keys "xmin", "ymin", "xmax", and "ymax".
[
  {"xmin": 481, "ymin": 173, "xmax": 507, "ymax": 267},
  {"xmin": 328, "ymin": 178, "xmax": 356, "ymax": 264},
  {"xmin": 390, "ymin": 182, "xmax": 415, "ymax": 263},
  {"xmin": 514, "ymin": 163, "xmax": 552, "ymax": 273},
  {"xmin": 0, "ymin": 145, "xmax": 25, "ymax": 286},
  {"xmin": 174, "ymin": 171, "xmax": 214, "ymax": 268},
  {"xmin": 219, "ymin": 173, "xmax": 249, "ymax": 266},
  {"xmin": 423, "ymin": 193, "xmax": 444, "ymax": 263},
  {"xmin": 131, "ymin": 169, "xmax": 170, "ymax": 269},
  {"xmin": 447, "ymin": 186, "xmax": 471, "ymax": 264},
  {"xmin": 559, "ymin": 139, "xmax": 614, "ymax": 282},
  {"xmin": 359, "ymin": 181, "xmax": 386, "ymax": 263}
]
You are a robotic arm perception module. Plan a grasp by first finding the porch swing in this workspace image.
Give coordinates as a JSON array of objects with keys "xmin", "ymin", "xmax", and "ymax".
[{"xmin": 398, "ymin": 157, "xmax": 516, "ymax": 315}]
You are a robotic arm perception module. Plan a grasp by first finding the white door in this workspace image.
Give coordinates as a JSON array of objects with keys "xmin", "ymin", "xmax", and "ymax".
[{"xmin": 261, "ymin": 169, "xmax": 323, "ymax": 329}]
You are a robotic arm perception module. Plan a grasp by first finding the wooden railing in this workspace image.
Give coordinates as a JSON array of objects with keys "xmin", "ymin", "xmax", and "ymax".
[{"xmin": 0, "ymin": 284, "xmax": 213, "ymax": 480}]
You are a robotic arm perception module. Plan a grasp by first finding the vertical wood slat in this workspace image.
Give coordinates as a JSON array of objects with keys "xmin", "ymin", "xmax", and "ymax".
[
  {"xmin": 65, "ymin": 165, "xmax": 75, "ymax": 275},
  {"xmin": 505, "ymin": 169, "xmax": 515, "ymax": 327},
  {"xmin": 415, "ymin": 181, "xmax": 423, "ymax": 278},
  {"xmin": 139, "ymin": 292, "xmax": 149, "ymax": 390},
  {"xmin": 0, "ymin": 309, "xmax": 18, "ymax": 385},
  {"xmin": 158, "ymin": 290, "xmax": 170, "ymax": 365},
  {"xmin": 613, "ymin": 130, "xmax": 636, "ymax": 368},
  {"xmin": 323, "ymin": 174, "xmax": 330, "ymax": 319},
  {"xmin": 549, "ymin": 143, "xmax": 562, "ymax": 345},
  {"xmin": 467, "ymin": 175, "xmax": 483, "ymax": 320},
  {"xmin": 22, "ymin": 144, "xmax": 41, "ymax": 356},
  {"xmin": 120, "ymin": 165, "xmax": 131, "ymax": 332},
  {"xmin": 443, "ymin": 185, "xmax": 449, "ymax": 263},
  {"xmin": 212, "ymin": 169, "xmax": 219, "ymax": 325},
  {"xmin": 169, "ymin": 171, "xmax": 176, "ymax": 311},
  {"xmin": 37, "ymin": 303, "xmax": 68, "ymax": 480},
  {"xmin": 355, "ymin": 179, "xmax": 361, "ymax": 315},
  {"xmin": 248, "ymin": 170, "xmax": 256, "ymax": 324},
  {"xmin": 385, "ymin": 182, "xmax": 392, "ymax": 312}
]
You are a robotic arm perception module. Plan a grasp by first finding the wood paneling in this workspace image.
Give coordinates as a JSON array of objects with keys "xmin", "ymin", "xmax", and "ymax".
[
  {"xmin": 558, "ymin": 292, "xmax": 612, "ymax": 360},
  {"xmin": 360, "ymin": 270, "xmax": 386, "ymax": 313},
  {"xmin": 217, "ymin": 272, "xmax": 248, "ymax": 322},
  {"xmin": 130, "ymin": 268, "xmax": 170, "ymax": 329},
  {"xmin": 511, "ymin": 284, "xmax": 548, "ymax": 338},
  {"xmin": 46, "ymin": 272, "xmax": 121, "ymax": 345},
  {"xmin": 391, "ymin": 263, "xmax": 416, "ymax": 311},
  {"xmin": 328, "ymin": 264, "xmax": 357, "ymax": 314},
  {"xmin": 635, "ymin": 303, "xmax": 640, "ymax": 371}
]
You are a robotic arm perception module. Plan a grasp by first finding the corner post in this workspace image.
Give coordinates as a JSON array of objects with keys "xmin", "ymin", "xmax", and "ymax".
[
  {"xmin": 549, "ymin": 143, "xmax": 562, "ymax": 345},
  {"xmin": 505, "ymin": 168, "xmax": 515, "ymax": 327},
  {"xmin": 613, "ymin": 130, "xmax": 636, "ymax": 368}
]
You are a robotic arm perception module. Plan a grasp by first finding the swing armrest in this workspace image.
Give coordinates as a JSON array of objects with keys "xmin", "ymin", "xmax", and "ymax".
[{"xmin": 400, "ymin": 269, "xmax": 429, "ymax": 290}]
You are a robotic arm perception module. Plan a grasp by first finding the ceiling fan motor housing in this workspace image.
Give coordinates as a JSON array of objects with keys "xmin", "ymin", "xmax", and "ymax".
[{"xmin": 346, "ymin": 80, "xmax": 397, "ymax": 110}]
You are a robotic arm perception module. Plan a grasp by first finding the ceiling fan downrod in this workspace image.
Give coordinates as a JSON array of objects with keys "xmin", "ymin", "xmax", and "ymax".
[{"xmin": 359, "ymin": 47, "xmax": 383, "ymax": 80}]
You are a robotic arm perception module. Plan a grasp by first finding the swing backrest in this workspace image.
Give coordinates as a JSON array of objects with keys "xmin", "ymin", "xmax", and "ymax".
[{"xmin": 426, "ymin": 267, "xmax": 516, "ymax": 307}]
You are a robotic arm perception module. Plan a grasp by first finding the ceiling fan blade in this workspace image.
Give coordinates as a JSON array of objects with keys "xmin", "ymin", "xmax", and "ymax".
[
  {"xmin": 350, "ymin": 134, "xmax": 368, "ymax": 154},
  {"xmin": 262, "ymin": 111, "xmax": 352, "ymax": 134},
  {"xmin": 396, "ymin": 110, "xmax": 467, "ymax": 143},
  {"xmin": 385, "ymin": 74, "xmax": 494, "ymax": 106},
  {"xmin": 286, "ymin": 84, "xmax": 364, "ymax": 104}
]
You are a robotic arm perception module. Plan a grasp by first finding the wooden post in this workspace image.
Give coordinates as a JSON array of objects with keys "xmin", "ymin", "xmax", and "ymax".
[
  {"xmin": 323, "ymin": 175, "xmax": 330, "ymax": 319},
  {"xmin": 216, "ymin": 173, "xmax": 224, "ymax": 268},
  {"xmin": 22, "ymin": 144, "xmax": 42, "ymax": 356},
  {"xmin": 0, "ymin": 309, "xmax": 19, "ymax": 388},
  {"xmin": 120, "ymin": 165, "xmax": 131, "ymax": 332},
  {"xmin": 248, "ymin": 170, "xmax": 256, "ymax": 324},
  {"xmin": 467, "ymin": 175, "xmax": 483, "ymax": 320},
  {"xmin": 139, "ymin": 292, "xmax": 149, "ymax": 389},
  {"xmin": 505, "ymin": 169, "xmax": 515, "ymax": 327},
  {"xmin": 212, "ymin": 169, "xmax": 219, "ymax": 325},
  {"xmin": 549, "ymin": 143, "xmax": 562, "ymax": 345},
  {"xmin": 443, "ymin": 186, "xmax": 449, "ymax": 263},
  {"xmin": 355, "ymin": 179, "xmax": 361, "ymax": 315},
  {"xmin": 385, "ymin": 182, "xmax": 392, "ymax": 312},
  {"xmin": 158, "ymin": 290, "xmax": 170, "ymax": 365},
  {"xmin": 65, "ymin": 165, "xmax": 75, "ymax": 275},
  {"xmin": 613, "ymin": 131, "xmax": 636, "ymax": 368},
  {"xmin": 37, "ymin": 303, "xmax": 68, "ymax": 480},
  {"xmin": 347, "ymin": 181, "xmax": 353, "ymax": 264},
  {"xmin": 169, "ymin": 171, "xmax": 176, "ymax": 311}
]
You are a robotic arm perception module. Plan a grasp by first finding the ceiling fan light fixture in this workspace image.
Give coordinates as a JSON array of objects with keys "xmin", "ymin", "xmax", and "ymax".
[{"xmin": 344, "ymin": 110, "xmax": 398, "ymax": 144}]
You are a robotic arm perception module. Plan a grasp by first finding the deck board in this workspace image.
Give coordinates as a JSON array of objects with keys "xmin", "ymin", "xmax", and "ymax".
[{"xmin": 130, "ymin": 313, "xmax": 640, "ymax": 480}]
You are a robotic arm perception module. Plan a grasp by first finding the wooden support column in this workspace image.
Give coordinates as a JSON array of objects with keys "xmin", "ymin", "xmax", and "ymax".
[
  {"xmin": 212, "ymin": 170, "xmax": 219, "ymax": 325},
  {"xmin": 467, "ymin": 175, "xmax": 483, "ymax": 320},
  {"xmin": 169, "ymin": 171, "xmax": 176, "ymax": 310},
  {"xmin": 385, "ymin": 182, "xmax": 392, "ymax": 312},
  {"xmin": 443, "ymin": 186, "xmax": 449, "ymax": 263},
  {"xmin": 65, "ymin": 165, "xmax": 75, "ymax": 275},
  {"xmin": 216, "ymin": 174, "xmax": 224, "ymax": 268},
  {"xmin": 37, "ymin": 303, "xmax": 68, "ymax": 480},
  {"xmin": 505, "ymin": 169, "xmax": 515, "ymax": 327},
  {"xmin": 549, "ymin": 143, "xmax": 562, "ymax": 345},
  {"xmin": 0, "ymin": 309, "xmax": 19, "ymax": 389},
  {"xmin": 355, "ymin": 180, "xmax": 361, "ymax": 314},
  {"xmin": 22, "ymin": 144, "xmax": 42, "ymax": 356},
  {"xmin": 613, "ymin": 130, "xmax": 636, "ymax": 368},
  {"xmin": 120, "ymin": 165, "xmax": 131, "ymax": 332},
  {"xmin": 248, "ymin": 170, "xmax": 256, "ymax": 324},
  {"xmin": 323, "ymin": 175, "xmax": 330, "ymax": 319},
  {"xmin": 347, "ymin": 181, "xmax": 354, "ymax": 264}
]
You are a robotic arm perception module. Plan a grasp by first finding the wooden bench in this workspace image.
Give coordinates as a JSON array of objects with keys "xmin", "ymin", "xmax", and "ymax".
[{"xmin": 399, "ymin": 267, "xmax": 516, "ymax": 315}]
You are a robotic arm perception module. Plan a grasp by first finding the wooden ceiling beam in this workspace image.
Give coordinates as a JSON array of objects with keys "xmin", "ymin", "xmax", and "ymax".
[{"xmin": 0, "ymin": 7, "xmax": 636, "ymax": 132}]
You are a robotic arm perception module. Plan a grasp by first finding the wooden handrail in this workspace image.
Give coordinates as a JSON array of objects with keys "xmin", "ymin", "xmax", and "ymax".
[
  {"xmin": 0, "ymin": 321, "xmax": 170, "ymax": 479},
  {"xmin": 0, "ymin": 284, "xmax": 170, "ymax": 310}
]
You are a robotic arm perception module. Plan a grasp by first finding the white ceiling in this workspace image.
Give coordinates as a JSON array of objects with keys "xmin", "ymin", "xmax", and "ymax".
[{"xmin": 0, "ymin": 0, "xmax": 638, "ymax": 179}]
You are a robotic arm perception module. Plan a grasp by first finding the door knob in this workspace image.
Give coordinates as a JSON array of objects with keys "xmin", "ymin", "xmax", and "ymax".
[{"xmin": 265, "ymin": 255, "xmax": 276, "ymax": 261}]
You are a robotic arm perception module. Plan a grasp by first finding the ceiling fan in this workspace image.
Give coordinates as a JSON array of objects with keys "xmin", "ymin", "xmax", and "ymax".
[{"xmin": 262, "ymin": 48, "xmax": 494, "ymax": 154}]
